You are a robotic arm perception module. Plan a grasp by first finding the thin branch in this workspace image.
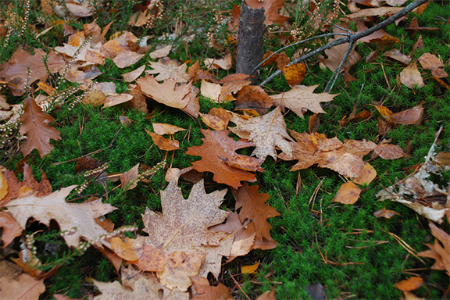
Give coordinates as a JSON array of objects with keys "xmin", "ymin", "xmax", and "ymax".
[
  {"xmin": 260, "ymin": 0, "xmax": 428, "ymax": 88},
  {"xmin": 324, "ymin": 39, "xmax": 355, "ymax": 92}
]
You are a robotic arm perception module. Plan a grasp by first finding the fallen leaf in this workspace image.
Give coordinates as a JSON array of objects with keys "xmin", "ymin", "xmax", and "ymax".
[
  {"xmin": 245, "ymin": 0, "xmax": 289, "ymax": 25},
  {"xmin": 122, "ymin": 65, "xmax": 146, "ymax": 82},
  {"xmin": 418, "ymin": 53, "xmax": 448, "ymax": 78},
  {"xmin": 235, "ymin": 85, "xmax": 273, "ymax": 115},
  {"xmin": 373, "ymin": 144, "xmax": 404, "ymax": 159},
  {"xmin": 190, "ymin": 276, "xmax": 233, "ymax": 300},
  {"xmin": 0, "ymin": 273, "xmax": 45, "ymax": 300},
  {"xmin": 270, "ymin": 85, "xmax": 337, "ymax": 118},
  {"xmin": 0, "ymin": 49, "xmax": 65, "ymax": 96},
  {"xmin": 391, "ymin": 104, "xmax": 424, "ymax": 125},
  {"xmin": 242, "ymin": 261, "xmax": 259, "ymax": 274},
  {"xmin": 149, "ymin": 45, "xmax": 172, "ymax": 59},
  {"xmin": 374, "ymin": 207, "xmax": 400, "ymax": 219},
  {"xmin": 113, "ymin": 51, "xmax": 144, "ymax": 68},
  {"xmin": 401, "ymin": 61, "xmax": 425, "ymax": 89},
  {"xmin": 103, "ymin": 93, "xmax": 134, "ymax": 108},
  {"xmin": 101, "ymin": 40, "xmax": 127, "ymax": 59},
  {"xmin": 394, "ymin": 277, "xmax": 423, "ymax": 292},
  {"xmin": 386, "ymin": 0, "xmax": 408, "ymax": 6},
  {"xmin": 186, "ymin": 130, "xmax": 263, "ymax": 188},
  {"xmin": 142, "ymin": 179, "xmax": 229, "ymax": 253},
  {"xmin": 282, "ymin": 63, "xmax": 306, "ymax": 86},
  {"xmin": 407, "ymin": 17, "xmax": 440, "ymax": 33},
  {"xmin": 236, "ymin": 183, "xmax": 280, "ymax": 248},
  {"xmin": 256, "ymin": 289, "xmax": 277, "ymax": 300},
  {"xmin": 93, "ymin": 276, "xmax": 162, "ymax": 299},
  {"xmin": 0, "ymin": 169, "xmax": 7, "ymax": 201},
  {"xmin": 0, "ymin": 211, "xmax": 22, "ymax": 248},
  {"xmin": 352, "ymin": 161, "xmax": 377, "ymax": 185},
  {"xmin": 120, "ymin": 164, "xmax": 140, "ymax": 190},
  {"xmin": 219, "ymin": 73, "xmax": 252, "ymax": 101},
  {"xmin": 146, "ymin": 59, "xmax": 190, "ymax": 83},
  {"xmin": 200, "ymin": 79, "xmax": 222, "ymax": 102},
  {"xmin": 82, "ymin": 88, "xmax": 106, "ymax": 107},
  {"xmin": 127, "ymin": 86, "xmax": 148, "ymax": 114},
  {"xmin": 383, "ymin": 49, "xmax": 411, "ymax": 65},
  {"xmin": 132, "ymin": 244, "xmax": 166, "ymax": 272},
  {"xmin": 110, "ymin": 236, "xmax": 143, "ymax": 261},
  {"xmin": 137, "ymin": 75, "xmax": 191, "ymax": 109},
  {"xmin": 204, "ymin": 52, "xmax": 232, "ymax": 70},
  {"xmin": 333, "ymin": 181, "xmax": 361, "ymax": 204},
  {"xmin": 229, "ymin": 107, "xmax": 293, "ymax": 161},
  {"xmin": 146, "ymin": 129, "xmax": 180, "ymax": 151},
  {"xmin": 346, "ymin": 7, "xmax": 403, "ymax": 18},
  {"xmin": 418, "ymin": 222, "xmax": 450, "ymax": 276},
  {"xmin": 152, "ymin": 123, "xmax": 186, "ymax": 135},
  {"xmin": 5, "ymin": 186, "xmax": 117, "ymax": 248}
]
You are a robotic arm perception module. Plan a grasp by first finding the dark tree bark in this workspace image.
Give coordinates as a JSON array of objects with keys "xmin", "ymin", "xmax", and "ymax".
[{"xmin": 236, "ymin": 3, "xmax": 265, "ymax": 85}]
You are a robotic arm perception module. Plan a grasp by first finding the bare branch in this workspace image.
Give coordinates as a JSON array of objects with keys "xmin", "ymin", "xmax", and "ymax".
[{"xmin": 260, "ymin": 0, "xmax": 428, "ymax": 89}]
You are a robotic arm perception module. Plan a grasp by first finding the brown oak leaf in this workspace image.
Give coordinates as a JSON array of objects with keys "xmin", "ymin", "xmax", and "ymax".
[
  {"xmin": 0, "ymin": 273, "xmax": 45, "ymax": 300},
  {"xmin": 93, "ymin": 276, "xmax": 164, "ymax": 300},
  {"xmin": 0, "ymin": 211, "xmax": 22, "ymax": 248},
  {"xmin": 190, "ymin": 276, "xmax": 234, "ymax": 300},
  {"xmin": 236, "ymin": 183, "xmax": 280, "ymax": 249},
  {"xmin": 146, "ymin": 60, "xmax": 190, "ymax": 83},
  {"xmin": 0, "ymin": 163, "xmax": 52, "ymax": 206},
  {"xmin": 5, "ymin": 186, "xmax": 117, "ymax": 248},
  {"xmin": 19, "ymin": 96, "xmax": 61, "ymax": 158},
  {"xmin": 186, "ymin": 129, "xmax": 263, "ymax": 189},
  {"xmin": 142, "ymin": 179, "xmax": 229, "ymax": 253},
  {"xmin": 0, "ymin": 49, "xmax": 65, "ymax": 96},
  {"xmin": 270, "ymin": 85, "xmax": 337, "ymax": 118},
  {"xmin": 418, "ymin": 222, "xmax": 450, "ymax": 276},
  {"xmin": 229, "ymin": 107, "xmax": 293, "ymax": 161}
]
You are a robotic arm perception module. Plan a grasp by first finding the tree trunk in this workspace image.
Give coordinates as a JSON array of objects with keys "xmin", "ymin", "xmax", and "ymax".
[{"xmin": 236, "ymin": 3, "xmax": 265, "ymax": 85}]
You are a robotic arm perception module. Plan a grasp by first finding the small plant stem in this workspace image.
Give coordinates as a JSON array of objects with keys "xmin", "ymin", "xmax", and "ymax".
[{"xmin": 227, "ymin": 271, "xmax": 251, "ymax": 300}]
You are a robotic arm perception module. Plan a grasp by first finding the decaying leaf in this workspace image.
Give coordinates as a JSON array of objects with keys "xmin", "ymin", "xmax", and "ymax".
[
  {"xmin": 235, "ymin": 85, "xmax": 273, "ymax": 115},
  {"xmin": 400, "ymin": 61, "xmax": 424, "ymax": 89},
  {"xmin": 394, "ymin": 277, "xmax": 423, "ymax": 292},
  {"xmin": 418, "ymin": 222, "xmax": 450, "ymax": 276},
  {"xmin": 190, "ymin": 276, "xmax": 233, "ymax": 300},
  {"xmin": 110, "ymin": 236, "xmax": 143, "ymax": 261},
  {"xmin": 186, "ymin": 129, "xmax": 263, "ymax": 189},
  {"xmin": 19, "ymin": 96, "xmax": 61, "ymax": 158},
  {"xmin": 229, "ymin": 107, "xmax": 293, "ymax": 161},
  {"xmin": 131, "ymin": 244, "xmax": 166, "ymax": 272},
  {"xmin": 0, "ymin": 211, "xmax": 22, "ymax": 248},
  {"xmin": 270, "ymin": 85, "xmax": 337, "ymax": 118},
  {"xmin": 146, "ymin": 59, "xmax": 190, "ymax": 83},
  {"xmin": 157, "ymin": 251, "xmax": 205, "ymax": 292},
  {"xmin": 146, "ymin": 129, "xmax": 180, "ymax": 151},
  {"xmin": 376, "ymin": 148, "xmax": 449, "ymax": 223},
  {"xmin": 236, "ymin": 183, "xmax": 280, "ymax": 248},
  {"xmin": 200, "ymin": 79, "xmax": 222, "ymax": 102},
  {"xmin": 204, "ymin": 52, "xmax": 232, "ymax": 70},
  {"xmin": 93, "ymin": 276, "xmax": 162, "ymax": 299},
  {"xmin": 120, "ymin": 164, "xmax": 140, "ymax": 190},
  {"xmin": 142, "ymin": 179, "xmax": 229, "ymax": 253},
  {"xmin": 418, "ymin": 53, "xmax": 448, "ymax": 78},
  {"xmin": 152, "ymin": 123, "xmax": 186, "ymax": 135},
  {"xmin": 0, "ymin": 273, "xmax": 45, "ymax": 300},
  {"xmin": 373, "ymin": 207, "xmax": 400, "ymax": 219},
  {"xmin": 122, "ymin": 65, "xmax": 145, "ymax": 82},
  {"xmin": 281, "ymin": 63, "xmax": 306, "ymax": 86},
  {"xmin": 5, "ymin": 186, "xmax": 117, "ymax": 248},
  {"xmin": 333, "ymin": 181, "xmax": 362, "ymax": 205}
]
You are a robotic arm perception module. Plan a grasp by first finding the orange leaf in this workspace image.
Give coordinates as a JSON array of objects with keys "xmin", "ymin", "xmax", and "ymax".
[
  {"xmin": 374, "ymin": 207, "xmax": 400, "ymax": 219},
  {"xmin": 0, "ymin": 211, "xmax": 22, "ymax": 248},
  {"xmin": 282, "ymin": 63, "xmax": 306, "ymax": 86},
  {"xmin": 132, "ymin": 244, "xmax": 166, "ymax": 272},
  {"xmin": 352, "ymin": 162, "xmax": 377, "ymax": 185},
  {"xmin": 394, "ymin": 277, "xmax": 423, "ymax": 292},
  {"xmin": 333, "ymin": 181, "xmax": 361, "ymax": 205},
  {"xmin": 137, "ymin": 75, "xmax": 191, "ymax": 109},
  {"xmin": 110, "ymin": 237, "xmax": 143, "ymax": 262},
  {"xmin": 146, "ymin": 129, "xmax": 179, "ymax": 151}
]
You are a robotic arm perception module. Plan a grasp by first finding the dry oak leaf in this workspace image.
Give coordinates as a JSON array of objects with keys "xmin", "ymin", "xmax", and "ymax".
[
  {"xmin": 146, "ymin": 60, "xmax": 190, "ymax": 83},
  {"xmin": 137, "ymin": 75, "xmax": 191, "ymax": 109},
  {"xmin": 333, "ymin": 181, "xmax": 362, "ymax": 205},
  {"xmin": 5, "ymin": 186, "xmax": 117, "ymax": 248},
  {"xmin": 200, "ymin": 79, "xmax": 222, "ymax": 102},
  {"xmin": 0, "ymin": 49, "xmax": 65, "ymax": 96},
  {"xmin": 400, "ymin": 61, "xmax": 424, "ymax": 89},
  {"xmin": 157, "ymin": 251, "xmax": 206, "ymax": 292},
  {"xmin": 204, "ymin": 52, "xmax": 232, "ymax": 70},
  {"xmin": 190, "ymin": 276, "xmax": 234, "ymax": 300},
  {"xmin": 418, "ymin": 222, "xmax": 450, "ymax": 276},
  {"xmin": 110, "ymin": 236, "xmax": 144, "ymax": 262},
  {"xmin": 270, "ymin": 85, "xmax": 337, "ymax": 118},
  {"xmin": 0, "ymin": 273, "xmax": 45, "ymax": 300},
  {"xmin": 345, "ymin": 6, "xmax": 403, "ymax": 18},
  {"xmin": 19, "ymin": 96, "xmax": 61, "ymax": 158},
  {"xmin": 197, "ymin": 236, "xmax": 233, "ymax": 279},
  {"xmin": 103, "ymin": 93, "xmax": 134, "ymax": 108},
  {"xmin": 0, "ymin": 163, "xmax": 52, "ymax": 206},
  {"xmin": 229, "ymin": 107, "xmax": 293, "ymax": 161},
  {"xmin": 236, "ymin": 183, "xmax": 280, "ymax": 248},
  {"xmin": 235, "ymin": 85, "xmax": 273, "ymax": 115},
  {"xmin": 185, "ymin": 130, "xmax": 263, "ymax": 189},
  {"xmin": 149, "ymin": 45, "xmax": 172, "ymax": 59},
  {"xmin": 187, "ymin": 61, "xmax": 218, "ymax": 83},
  {"xmin": 142, "ymin": 179, "xmax": 229, "ymax": 253},
  {"xmin": 219, "ymin": 73, "xmax": 253, "ymax": 101},
  {"xmin": 146, "ymin": 129, "xmax": 180, "ymax": 151},
  {"xmin": 200, "ymin": 108, "xmax": 232, "ymax": 131},
  {"xmin": 0, "ymin": 211, "xmax": 22, "ymax": 248},
  {"xmin": 93, "ymin": 276, "xmax": 162, "ymax": 300}
]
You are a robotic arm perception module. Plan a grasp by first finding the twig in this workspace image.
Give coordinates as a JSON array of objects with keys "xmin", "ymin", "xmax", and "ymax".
[
  {"xmin": 227, "ymin": 271, "xmax": 251, "ymax": 300},
  {"xmin": 260, "ymin": 0, "xmax": 428, "ymax": 88}
]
